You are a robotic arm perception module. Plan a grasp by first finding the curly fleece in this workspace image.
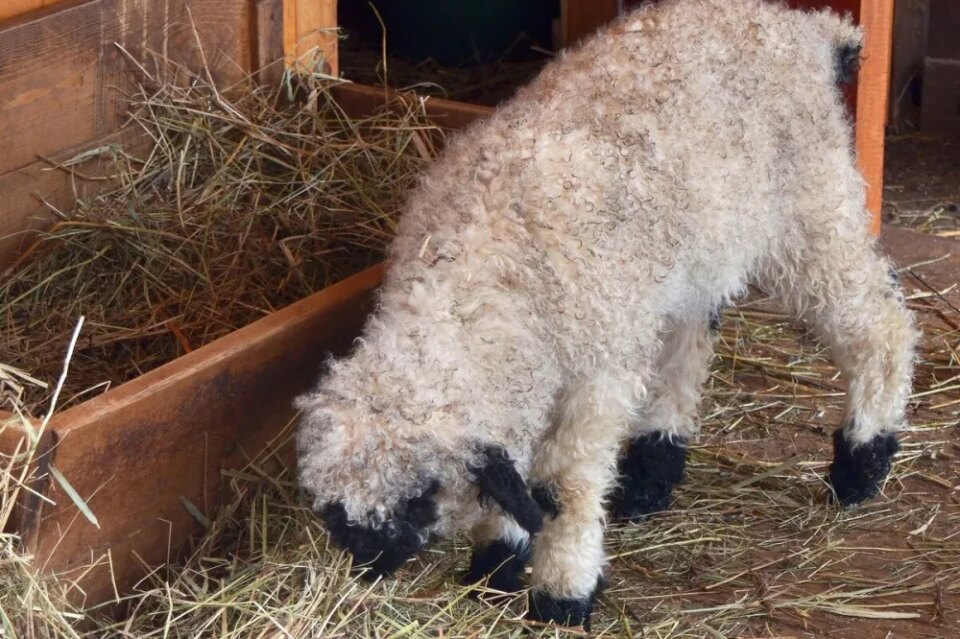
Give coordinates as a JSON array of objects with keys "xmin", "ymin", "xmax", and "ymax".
[{"xmin": 297, "ymin": 0, "xmax": 918, "ymax": 613}]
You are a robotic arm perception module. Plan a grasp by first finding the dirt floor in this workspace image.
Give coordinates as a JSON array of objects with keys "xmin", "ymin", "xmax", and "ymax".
[{"xmin": 884, "ymin": 134, "xmax": 960, "ymax": 237}]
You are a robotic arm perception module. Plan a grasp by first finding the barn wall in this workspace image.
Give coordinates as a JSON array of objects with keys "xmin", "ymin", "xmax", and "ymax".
[{"xmin": 0, "ymin": 0, "xmax": 256, "ymax": 268}]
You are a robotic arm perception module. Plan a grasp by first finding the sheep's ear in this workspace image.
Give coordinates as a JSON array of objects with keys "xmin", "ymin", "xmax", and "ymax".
[
  {"xmin": 834, "ymin": 42, "xmax": 862, "ymax": 86},
  {"xmin": 471, "ymin": 445, "xmax": 544, "ymax": 535}
]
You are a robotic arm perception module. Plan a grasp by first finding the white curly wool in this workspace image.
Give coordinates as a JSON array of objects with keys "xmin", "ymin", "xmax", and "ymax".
[{"xmin": 296, "ymin": 0, "xmax": 918, "ymax": 601}]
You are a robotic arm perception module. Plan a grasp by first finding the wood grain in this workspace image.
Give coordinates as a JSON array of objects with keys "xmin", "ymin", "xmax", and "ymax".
[
  {"xmin": 283, "ymin": 0, "xmax": 337, "ymax": 75},
  {"xmin": 0, "ymin": 0, "xmax": 102, "ymax": 175},
  {"xmin": 333, "ymin": 83, "xmax": 495, "ymax": 131},
  {"xmin": 0, "ymin": 0, "xmax": 257, "ymax": 266},
  {"xmin": 855, "ymin": 0, "xmax": 894, "ymax": 235}
]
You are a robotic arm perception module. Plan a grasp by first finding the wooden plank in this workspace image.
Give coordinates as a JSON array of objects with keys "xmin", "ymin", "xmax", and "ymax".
[
  {"xmin": 0, "ymin": 0, "xmax": 102, "ymax": 175},
  {"xmin": 21, "ymin": 265, "xmax": 383, "ymax": 605},
  {"xmin": 560, "ymin": 0, "xmax": 621, "ymax": 47},
  {"xmin": 0, "ymin": 0, "xmax": 256, "ymax": 266},
  {"xmin": 255, "ymin": 0, "xmax": 285, "ymax": 85},
  {"xmin": 0, "ymin": 0, "xmax": 61, "ymax": 22},
  {"xmin": 283, "ymin": 0, "xmax": 337, "ymax": 75},
  {"xmin": 920, "ymin": 58, "xmax": 960, "ymax": 134},
  {"xmin": 855, "ymin": 0, "xmax": 894, "ymax": 235},
  {"xmin": 333, "ymin": 83, "xmax": 494, "ymax": 131}
]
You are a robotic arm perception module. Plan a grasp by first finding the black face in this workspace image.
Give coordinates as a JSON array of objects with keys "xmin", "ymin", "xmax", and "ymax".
[{"xmin": 321, "ymin": 482, "xmax": 439, "ymax": 579}]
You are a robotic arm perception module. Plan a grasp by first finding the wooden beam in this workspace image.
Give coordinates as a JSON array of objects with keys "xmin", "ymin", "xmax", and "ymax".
[
  {"xmin": 283, "ymin": 0, "xmax": 337, "ymax": 75},
  {"xmin": 855, "ymin": 0, "xmax": 894, "ymax": 235},
  {"xmin": 560, "ymin": 0, "xmax": 621, "ymax": 47}
]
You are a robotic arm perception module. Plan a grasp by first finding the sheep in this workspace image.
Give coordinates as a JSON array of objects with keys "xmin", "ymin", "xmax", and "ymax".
[{"xmin": 295, "ymin": 0, "xmax": 919, "ymax": 628}]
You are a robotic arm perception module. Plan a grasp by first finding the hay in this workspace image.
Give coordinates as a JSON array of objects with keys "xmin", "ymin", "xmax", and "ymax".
[
  {"xmin": 0, "ymin": 63, "xmax": 441, "ymax": 412},
  {"xmin": 2, "ymin": 349, "xmax": 84, "ymax": 638},
  {"xmin": 66, "ymin": 288, "xmax": 957, "ymax": 638}
]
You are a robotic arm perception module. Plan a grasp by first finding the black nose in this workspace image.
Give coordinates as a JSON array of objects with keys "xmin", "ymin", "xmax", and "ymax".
[{"xmin": 321, "ymin": 483, "xmax": 440, "ymax": 578}]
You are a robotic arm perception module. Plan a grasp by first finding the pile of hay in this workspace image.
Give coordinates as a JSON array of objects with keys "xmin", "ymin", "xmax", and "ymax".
[
  {"xmin": 0, "ymin": 66, "xmax": 441, "ymax": 412},
  {"xmin": 71, "ymin": 289, "xmax": 957, "ymax": 638}
]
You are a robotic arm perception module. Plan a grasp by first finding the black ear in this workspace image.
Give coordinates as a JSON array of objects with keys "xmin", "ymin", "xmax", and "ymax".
[
  {"xmin": 471, "ymin": 445, "xmax": 544, "ymax": 535},
  {"xmin": 834, "ymin": 43, "xmax": 862, "ymax": 86}
]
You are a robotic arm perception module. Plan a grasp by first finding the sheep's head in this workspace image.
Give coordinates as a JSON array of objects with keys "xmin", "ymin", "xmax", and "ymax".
[
  {"xmin": 295, "ymin": 388, "xmax": 448, "ymax": 578},
  {"xmin": 296, "ymin": 386, "xmax": 545, "ymax": 579},
  {"xmin": 320, "ymin": 481, "xmax": 441, "ymax": 579}
]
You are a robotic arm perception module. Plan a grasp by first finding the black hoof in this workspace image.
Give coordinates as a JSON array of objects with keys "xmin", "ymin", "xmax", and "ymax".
[
  {"xmin": 610, "ymin": 432, "xmax": 687, "ymax": 520},
  {"xmin": 829, "ymin": 428, "xmax": 899, "ymax": 508},
  {"xmin": 462, "ymin": 537, "xmax": 529, "ymax": 595},
  {"xmin": 527, "ymin": 579, "xmax": 601, "ymax": 630}
]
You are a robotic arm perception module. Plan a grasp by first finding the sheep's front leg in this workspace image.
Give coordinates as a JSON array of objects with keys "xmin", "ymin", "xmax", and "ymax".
[
  {"xmin": 527, "ymin": 375, "xmax": 636, "ymax": 628},
  {"xmin": 462, "ymin": 512, "xmax": 530, "ymax": 595},
  {"xmin": 611, "ymin": 314, "xmax": 717, "ymax": 520},
  {"xmin": 762, "ymin": 229, "xmax": 919, "ymax": 508}
]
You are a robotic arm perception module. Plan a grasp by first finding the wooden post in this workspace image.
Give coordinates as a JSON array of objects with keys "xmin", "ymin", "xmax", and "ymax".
[
  {"xmin": 856, "ymin": 0, "xmax": 895, "ymax": 235},
  {"xmin": 560, "ymin": 0, "xmax": 621, "ymax": 47},
  {"xmin": 283, "ymin": 0, "xmax": 338, "ymax": 75}
]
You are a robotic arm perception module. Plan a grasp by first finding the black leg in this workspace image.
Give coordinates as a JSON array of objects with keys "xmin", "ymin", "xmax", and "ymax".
[
  {"xmin": 527, "ymin": 576, "xmax": 603, "ymax": 630},
  {"xmin": 610, "ymin": 432, "xmax": 687, "ymax": 520},
  {"xmin": 829, "ymin": 427, "xmax": 899, "ymax": 508},
  {"xmin": 462, "ymin": 537, "xmax": 530, "ymax": 594}
]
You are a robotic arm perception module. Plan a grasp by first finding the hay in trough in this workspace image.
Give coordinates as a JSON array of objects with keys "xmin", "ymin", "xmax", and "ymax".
[{"xmin": 0, "ymin": 64, "xmax": 441, "ymax": 412}]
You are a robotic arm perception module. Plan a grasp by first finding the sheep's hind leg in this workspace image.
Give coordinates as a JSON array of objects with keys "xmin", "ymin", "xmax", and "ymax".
[
  {"xmin": 761, "ymin": 230, "xmax": 919, "ymax": 508},
  {"xmin": 611, "ymin": 313, "xmax": 716, "ymax": 520},
  {"xmin": 527, "ymin": 374, "xmax": 638, "ymax": 628},
  {"xmin": 462, "ymin": 512, "xmax": 530, "ymax": 595}
]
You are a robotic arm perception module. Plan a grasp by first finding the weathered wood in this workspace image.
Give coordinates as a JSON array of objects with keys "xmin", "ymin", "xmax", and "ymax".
[
  {"xmin": 0, "ymin": 0, "xmax": 102, "ymax": 176},
  {"xmin": 18, "ymin": 265, "xmax": 382, "ymax": 605},
  {"xmin": 0, "ymin": 137, "xmax": 124, "ymax": 271},
  {"xmin": 921, "ymin": 58, "xmax": 960, "ymax": 134},
  {"xmin": 255, "ymin": 0, "xmax": 285, "ymax": 85},
  {"xmin": 0, "ymin": 0, "xmax": 257, "ymax": 266},
  {"xmin": 333, "ymin": 83, "xmax": 495, "ymax": 131},
  {"xmin": 283, "ymin": 0, "xmax": 337, "ymax": 75}
]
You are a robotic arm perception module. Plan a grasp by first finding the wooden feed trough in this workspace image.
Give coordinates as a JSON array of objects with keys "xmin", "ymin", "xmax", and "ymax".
[{"xmin": 0, "ymin": 0, "xmax": 894, "ymax": 607}]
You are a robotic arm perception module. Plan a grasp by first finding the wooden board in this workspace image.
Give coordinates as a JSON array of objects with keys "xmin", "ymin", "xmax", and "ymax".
[
  {"xmin": 333, "ymin": 83, "xmax": 494, "ymax": 131},
  {"xmin": 0, "ymin": 0, "xmax": 61, "ymax": 21},
  {"xmin": 920, "ymin": 58, "xmax": 960, "ymax": 134},
  {"xmin": 0, "ymin": 0, "xmax": 102, "ymax": 176},
  {"xmin": 20, "ymin": 265, "xmax": 382, "ymax": 605},
  {"xmin": 560, "ymin": 0, "xmax": 621, "ymax": 47},
  {"xmin": 0, "ymin": 0, "xmax": 254, "ymax": 268},
  {"xmin": 283, "ymin": 0, "xmax": 337, "ymax": 75}
]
